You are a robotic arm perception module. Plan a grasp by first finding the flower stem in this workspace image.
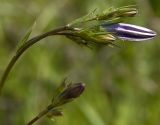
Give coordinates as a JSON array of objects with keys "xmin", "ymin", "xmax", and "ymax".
[
  {"xmin": 27, "ymin": 105, "xmax": 53, "ymax": 125},
  {"xmin": 0, "ymin": 25, "xmax": 69, "ymax": 95}
]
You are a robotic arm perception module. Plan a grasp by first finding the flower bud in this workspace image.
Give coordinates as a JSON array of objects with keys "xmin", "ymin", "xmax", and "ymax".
[
  {"xmin": 53, "ymin": 83, "xmax": 85, "ymax": 106},
  {"xmin": 102, "ymin": 23, "xmax": 156, "ymax": 41},
  {"xmin": 97, "ymin": 7, "xmax": 138, "ymax": 20},
  {"xmin": 116, "ymin": 8, "xmax": 138, "ymax": 17},
  {"xmin": 59, "ymin": 83, "xmax": 85, "ymax": 100}
]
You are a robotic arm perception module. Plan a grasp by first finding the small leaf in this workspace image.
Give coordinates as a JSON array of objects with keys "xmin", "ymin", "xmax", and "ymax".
[{"xmin": 16, "ymin": 21, "xmax": 36, "ymax": 50}]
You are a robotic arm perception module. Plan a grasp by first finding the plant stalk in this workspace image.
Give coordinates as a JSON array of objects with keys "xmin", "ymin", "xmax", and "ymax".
[
  {"xmin": 0, "ymin": 25, "xmax": 69, "ymax": 95},
  {"xmin": 27, "ymin": 105, "xmax": 53, "ymax": 125}
]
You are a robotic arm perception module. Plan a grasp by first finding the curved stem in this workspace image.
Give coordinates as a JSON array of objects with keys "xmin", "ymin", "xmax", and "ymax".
[{"xmin": 0, "ymin": 25, "xmax": 69, "ymax": 94}]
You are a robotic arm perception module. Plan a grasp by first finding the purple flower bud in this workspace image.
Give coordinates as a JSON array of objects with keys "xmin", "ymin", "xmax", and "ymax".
[
  {"xmin": 59, "ymin": 83, "xmax": 85, "ymax": 100},
  {"xmin": 102, "ymin": 23, "xmax": 156, "ymax": 41},
  {"xmin": 52, "ymin": 83, "xmax": 85, "ymax": 107}
]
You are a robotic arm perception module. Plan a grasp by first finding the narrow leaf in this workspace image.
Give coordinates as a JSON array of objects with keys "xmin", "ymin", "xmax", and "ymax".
[{"xmin": 16, "ymin": 21, "xmax": 36, "ymax": 50}]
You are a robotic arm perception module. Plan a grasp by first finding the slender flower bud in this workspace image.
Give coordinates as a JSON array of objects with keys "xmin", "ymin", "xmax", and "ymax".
[
  {"xmin": 59, "ymin": 83, "xmax": 85, "ymax": 100},
  {"xmin": 96, "ymin": 7, "xmax": 138, "ymax": 20},
  {"xmin": 115, "ymin": 8, "xmax": 138, "ymax": 17},
  {"xmin": 53, "ymin": 83, "xmax": 85, "ymax": 106},
  {"xmin": 102, "ymin": 23, "xmax": 157, "ymax": 41}
]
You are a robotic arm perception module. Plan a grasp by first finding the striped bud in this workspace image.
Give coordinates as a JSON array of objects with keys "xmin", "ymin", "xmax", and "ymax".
[{"xmin": 102, "ymin": 23, "xmax": 156, "ymax": 41}]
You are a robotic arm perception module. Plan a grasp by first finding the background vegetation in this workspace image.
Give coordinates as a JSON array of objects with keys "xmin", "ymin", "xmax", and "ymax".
[{"xmin": 0, "ymin": 0, "xmax": 160, "ymax": 125}]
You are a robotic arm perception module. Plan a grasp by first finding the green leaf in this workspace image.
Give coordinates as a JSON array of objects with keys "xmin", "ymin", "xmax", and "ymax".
[{"xmin": 16, "ymin": 21, "xmax": 36, "ymax": 50}]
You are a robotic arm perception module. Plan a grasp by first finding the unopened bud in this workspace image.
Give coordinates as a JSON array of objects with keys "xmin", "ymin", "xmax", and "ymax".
[
  {"xmin": 53, "ymin": 83, "xmax": 85, "ymax": 106},
  {"xmin": 59, "ymin": 83, "xmax": 85, "ymax": 100},
  {"xmin": 97, "ymin": 7, "xmax": 138, "ymax": 20},
  {"xmin": 117, "ymin": 8, "xmax": 138, "ymax": 17},
  {"xmin": 102, "ymin": 23, "xmax": 157, "ymax": 41}
]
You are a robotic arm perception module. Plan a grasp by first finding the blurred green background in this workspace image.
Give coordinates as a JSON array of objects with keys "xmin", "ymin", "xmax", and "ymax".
[{"xmin": 0, "ymin": 0, "xmax": 160, "ymax": 125}]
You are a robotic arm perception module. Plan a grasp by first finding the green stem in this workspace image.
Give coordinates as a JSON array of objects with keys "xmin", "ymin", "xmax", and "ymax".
[
  {"xmin": 0, "ymin": 25, "xmax": 69, "ymax": 95},
  {"xmin": 27, "ymin": 105, "xmax": 54, "ymax": 125}
]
